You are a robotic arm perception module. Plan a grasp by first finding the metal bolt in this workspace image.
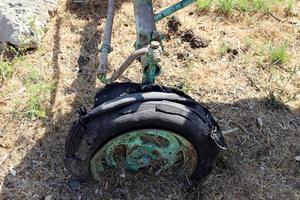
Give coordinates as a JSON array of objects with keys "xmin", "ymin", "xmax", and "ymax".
[{"xmin": 150, "ymin": 41, "xmax": 160, "ymax": 49}]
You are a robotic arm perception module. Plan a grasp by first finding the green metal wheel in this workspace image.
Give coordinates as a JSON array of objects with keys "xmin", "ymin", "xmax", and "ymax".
[
  {"xmin": 65, "ymin": 83, "xmax": 225, "ymax": 188},
  {"xmin": 90, "ymin": 129, "xmax": 197, "ymax": 181}
]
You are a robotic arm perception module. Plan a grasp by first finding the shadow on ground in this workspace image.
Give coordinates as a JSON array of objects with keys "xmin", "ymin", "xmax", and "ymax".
[
  {"xmin": 1, "ymin": 1, "xmax": 300, "ymax": 199},
  {"xmin": 2, "ymin": 93, "xmax": 299, "ymax": 199}
]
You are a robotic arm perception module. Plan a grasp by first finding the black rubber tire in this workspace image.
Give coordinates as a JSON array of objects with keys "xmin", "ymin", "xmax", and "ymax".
[{"xmin": 65, "ymin": 83, "xmax": 220, "ymax": 183}]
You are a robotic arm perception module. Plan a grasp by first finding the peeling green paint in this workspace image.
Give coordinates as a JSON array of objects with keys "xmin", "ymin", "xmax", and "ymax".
[
  {"xmin": 154, "ymin": 0, "xmax": 197, "ymax": 22},
  {"xmin": 90, "ymin": 129, "xmax": 197, "ymax": 181}
]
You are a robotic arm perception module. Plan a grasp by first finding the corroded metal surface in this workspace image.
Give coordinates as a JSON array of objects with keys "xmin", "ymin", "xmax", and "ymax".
[{"xmin": 90, "ymin": 129, "xmax": 198, "ymax": 181}]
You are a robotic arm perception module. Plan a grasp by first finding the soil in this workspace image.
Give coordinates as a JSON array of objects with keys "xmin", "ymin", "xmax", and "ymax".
[
  {"xmin": 0, "ymin": 0, "xmax": 299, "ymax": 199},
  {"xmin": 181, "ymin": 29, "xmax": 211, "ymax": 48},
  {"xmin": 168, "ymin": 16, "xmax": 182, "ymax": 32}
]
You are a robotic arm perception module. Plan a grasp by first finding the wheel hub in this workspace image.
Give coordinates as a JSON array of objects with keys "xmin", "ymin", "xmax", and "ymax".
[{"xmin": 90, "ymin": 129, "xmax": 197, "ymax": 180}]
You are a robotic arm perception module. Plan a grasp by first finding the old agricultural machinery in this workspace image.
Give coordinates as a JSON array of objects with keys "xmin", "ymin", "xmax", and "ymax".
[{"xmin": 65, "ymin": 0, "xmax": 227, "ymax": 188}]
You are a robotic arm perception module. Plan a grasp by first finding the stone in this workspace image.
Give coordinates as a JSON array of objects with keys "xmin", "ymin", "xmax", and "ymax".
[{"xmin": 0, "ymin": 0, "xmax": 59, "ymax": 49}]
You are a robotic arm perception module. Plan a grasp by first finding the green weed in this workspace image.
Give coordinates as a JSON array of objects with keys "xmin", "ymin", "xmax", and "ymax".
[
  {"xmin": 22, "ymin": 67, "xmax": 42, "ymax": 86},
  {"xmin": 18, "ymin": 16, "xmax": 45, "ymax": 50},
  {"xmin": 219, "ymin": 42, "xmax": 231, "ymax": 56},
  {"xmin": 218, "ymin": 0, "xmax": 236, "ymax": 14},
  {"xmin": 176, "ymin": 78, "xmax": 193, "ymax": 94},
  {"xmin": 0, "ymin": 47, "xmax": 27, "ymax": 86},
  {"xmin": 20, "ymin": 64, "xmax": 56, "ymax": 119},
  {"xmin": 252, "ymin": 0, "xmax": 271, "ymax": 13},
  {"xmin": 24, "ymin": 81, "xmax": 56, "ymax": 119},
  {"xmin": 197, "ymin": 0, "xmax": 213, "ymax": 11},
  {"xmin": 285, "ymin": 0, "xmax": 295, "ymax": 13},
  {"xmin": 197, "ymin": 0, "xmax": 278, "ymax": 15},
  {"xmin": 0, "ymin": 62, "xmax": 14, "ymax": 81},
  {"xmin": 236, "ymin": 0, "xmax": 250, "ymax": 12},
  {"xmin": 268, "ymin": 43, "xmax": 288, "ymax": 65},
  {"xmin": 28, "ymin": 16, "xmax": 45, "ymax": 43}
]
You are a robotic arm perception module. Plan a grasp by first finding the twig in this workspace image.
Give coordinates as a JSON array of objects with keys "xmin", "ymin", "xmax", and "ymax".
[
  {"xmin": 222, "ymin": 128, "xmax": 239, "ymax": 135},
  {"xmin": 268, "ymin": 12, "xmax": 299, "ymax": 25},
  {"xmin": 268, "ymin": 12, "xmax": 283, "ymax": 22},
  {"xmin": 226, "ymin": 120, "xmax": 253, "ymax": 136}
]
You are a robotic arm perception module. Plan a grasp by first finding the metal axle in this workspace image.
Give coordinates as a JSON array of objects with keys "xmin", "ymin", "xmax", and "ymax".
[{"xmin": 97, "ymin": 0, "xmax": 197, "ymax": 84}]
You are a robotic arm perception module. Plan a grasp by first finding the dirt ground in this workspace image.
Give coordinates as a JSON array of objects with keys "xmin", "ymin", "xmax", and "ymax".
[{"xmin": 0, "ymin": 0, "xmax": 299, "ymax": 199}]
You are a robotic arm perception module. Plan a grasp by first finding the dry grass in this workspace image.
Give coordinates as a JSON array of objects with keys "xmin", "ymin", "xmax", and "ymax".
[{"xmin": 0, "ymin": 0, "xmax": 299, "ymax": 199}]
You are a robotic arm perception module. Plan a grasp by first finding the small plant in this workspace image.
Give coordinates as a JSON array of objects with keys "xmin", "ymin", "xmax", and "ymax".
[
  {"xmin": 18, "ymin": 16, "xmax": 45, "ymax": 50},
  {"xmin": 22, "ymin": 67, "xmax": 42, "ymax": 86},
  {"xmin": 20, "ymin": 64, "xmax": 56, "ymax": 119},
  {"xmin": 0, "ymin": 46, "xmax": 25, "ymax": 85},
  {"xmin": 236, "ymin": 0, "xmax": 250, "ymax": 12},
  {"xmin": 269, "ymin": 43, "xmax": 288, "ymax": 65},
  {"xmin": 28, "ymin": 16, "xmax": 45, "ymax": 44},
  {"xmin": 285, "ymin": 0, "xmax": 295, "ymax": 14},
  {"xmin": 25, "ymin": 84, "xmax": 47, "ymax": 119},
  {"xmin": 176, "ymin": 78, "xmax": 193, "ymax": 94},
  {"xmin": 252, "ymin": 0, "xmax": 271, "ymax": 13},
  {"xmin": 219, "ymin": 42, "xmax": 231, "ymax": 56},
  {"xmin": 0, "ymin": 62, "xmax": 14, "ymax": 82},
  {"xmin": 24, "ymin": 81, "xmax": 56, "ymax": 119},
  {"xmin": 218, "ymin": 0, "xmax": 236, "ymax": 14},
  {"xmin": 197, "ymin": 0, "xmax": 213, "ymax": 11}
]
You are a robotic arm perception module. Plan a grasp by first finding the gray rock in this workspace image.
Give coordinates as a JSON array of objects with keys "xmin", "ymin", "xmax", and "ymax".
[{"xmin": 0, "ymin": 0, "xmax": 59, "ymax": 49}]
